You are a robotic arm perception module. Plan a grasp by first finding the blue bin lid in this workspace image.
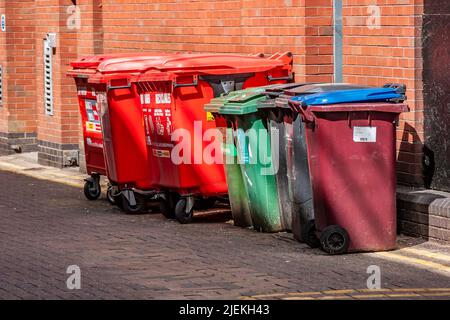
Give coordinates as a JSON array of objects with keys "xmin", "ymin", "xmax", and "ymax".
[{"xmin": 290, "ymin": 87, "xmax": 405, "ymax": 106}]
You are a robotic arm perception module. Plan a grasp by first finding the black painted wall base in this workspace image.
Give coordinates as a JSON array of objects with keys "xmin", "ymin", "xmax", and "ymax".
[
  {"xmin": 0, "ymin": 132, "xmax": 38, "ymax": 156},
  {"xmin": 37, "ymin": 140, "xmax": 79, "ymax": 168}
]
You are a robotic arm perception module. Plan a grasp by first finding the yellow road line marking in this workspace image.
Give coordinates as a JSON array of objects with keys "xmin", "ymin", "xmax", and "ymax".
[
  {"xmin": 370, "ymin": 251, "xmax": 450, "ymax": 276},
  {"xmin": 422, "ymin": 288, "xmax": 450, "ymax": 292},
  {"xmin": 319, "ymin": 295, "xmax": 352, "ymax": 300},
  {"xmin": 322, "ymin": 289, "xmax": 356, "ymax": 295},
  {"xmin": 392, "ymin": 288, "xmax": 450, "ymax": 293},
  {"xmin": 353, "ymin": 294, "xmax": 387, "ymax": 299},
  {"xmin": 287, "ymin": 291, "xmax": 322, "ymax": 296},
  {"xmin": 399, "ymin": 247, "xmax": 450, "ymax": 263},
  {"xmin": 357, "ymin": 288, "xmax": 392, "ymax": 293},
  {"xmin": 421, "ymin": 293, "xmax": 450, "ymax": 297},
  {"xmin": 245, "ymin": 287, "xmax": 450, "ymax": 300},
  {"xmin": 282, "ymin": 296, "xmax": 315, "ymax": 300},
  {"xmin": 386, "ymin": 293, "xmax": 421, "ymax": 298},
  {"xmin": 250, "ymin": 293, "xmax": 287, "ymax": 299}
]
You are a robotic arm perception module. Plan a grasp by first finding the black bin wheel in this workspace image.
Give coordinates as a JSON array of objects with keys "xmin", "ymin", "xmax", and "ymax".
[
  {"xmin": 320, "ymin": 225, "xmax": 350, "ymax": 255},
  {"xmin": 159, "ymin": 193, "xmax": 179, "ymax": 219},
  {"xmin": 83, "ymin": 180, "xmax": 101, "ymax": 200},
  {"xmin": 302, "ymin": 219, "xmax": 321, "ymax": 248},
  {"xmin": 175, "ymin": 198, "xmax": 194, "ymax": 224},
  {"xmin": 121, "ymin": 192, "xmax": 146, "ymax": 215},
  {"xmin": 106, "ymin": 185, "xmax": 120, "ymax": 205}
]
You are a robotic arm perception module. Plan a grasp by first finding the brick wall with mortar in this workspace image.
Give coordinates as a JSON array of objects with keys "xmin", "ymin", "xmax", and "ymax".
[
  {"xmin": 100, "ymin": 0, "xmax": 334, "ymax": 82},
  {"xmin": 0, "ymin": 0, "xmax": 7, "ymax": 143},
  {"xmin": 0, "ymin": 0, "xmax": 37, "ymax": 155},
  {"xmin": 35, "ymin": 0, "xmax": 80, "ymax": 168},
  {"xmin": 342, "ymin": 0, "xmax": 424, "ymax": 187}
]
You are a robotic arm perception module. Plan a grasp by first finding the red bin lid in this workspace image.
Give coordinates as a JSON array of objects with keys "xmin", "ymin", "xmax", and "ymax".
[
  {"xmin": 68, "ymin": 52, "xmax": 293, "ymax": 83},
  {"xmin": 95, "ymin": 52, "xmax": 292, "ymax": 76},
  {"xmin": 70, "ymin": 52, "xmax": 171, "ymax": 69}
]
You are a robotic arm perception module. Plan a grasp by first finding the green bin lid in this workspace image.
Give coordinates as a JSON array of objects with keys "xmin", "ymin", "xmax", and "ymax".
[
  {"xmin": 219, "ymin": 88, "xmax": 270, "ymax": 115},
  {"xmin": 204, "ymin": 87, "xmax": 264, "ymax": 113}
]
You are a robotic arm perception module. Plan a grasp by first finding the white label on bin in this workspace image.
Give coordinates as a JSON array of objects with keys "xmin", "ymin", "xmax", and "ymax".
[
  {"xmin": 353, "ymin": 126, "xmax": 377, "ymax": 143},
  {"xmin": 156, "ymin": 93, "xmax": 171, "ymax": 104},
  {"xmin": 140, "ymin": 93, "xmax": 151, "ymax": 105}
]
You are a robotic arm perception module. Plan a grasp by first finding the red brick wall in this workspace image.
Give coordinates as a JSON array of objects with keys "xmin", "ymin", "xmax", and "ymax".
[
  {"xmin": 342, "ymin": 0, "xmax": 424, "ymax": 186},
  {"xmin": 35, "ymin": 0, "xmax": 79, "ymax": 146},
  {"xmin": 0, "ymin": 0, "xmax": 6, "ymax": 133},
  {"xmin": 0, "ymin": 0, "xmax": 36, "ymax": 135},
  {"xmin": 101, "ymin": 0, "xmax": 334, "ymax": 82}
]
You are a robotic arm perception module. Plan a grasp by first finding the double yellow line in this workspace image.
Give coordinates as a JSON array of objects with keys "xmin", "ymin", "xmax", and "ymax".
[{"xmin": 369, "ymin": 246, "xmax": 450, "ymax": 276}]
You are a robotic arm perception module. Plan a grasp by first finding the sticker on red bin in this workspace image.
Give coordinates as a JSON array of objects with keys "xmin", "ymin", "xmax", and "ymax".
[
  {"xmin": 353, "ymin": 126, "xmax": 376, "ymax": 143},
  {"xmin": 141, "ymin": 91, "xmax": 173, "ymax": 146},
  {"xmin": 85, "ymin": 99, "xmax": 101, "ymax": 133},
  {"xmin": 156, "ymin": 93, "xmax": 171, "ymax": 104},
  {"xmin": 153, "ymin": 149, "xmax": 170, "ymax": 158},
  {"xmin": 140, "ymin": 93, "xmax": 151, "ymax": 105}
]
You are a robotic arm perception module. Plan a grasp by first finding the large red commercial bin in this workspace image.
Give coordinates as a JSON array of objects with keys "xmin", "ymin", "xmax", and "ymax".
[
  {"xmin": 292, "ymin": 98, "xmax": 408, "ymax": 254},
  {"xmin": 69, "ymin": 53, "xmax": 148, "ymax": 202},
  {"xmin": 68, "ymin": 53, "xmax": 169, "ymax": 203},
  {"xmin": 87, "ymin": 53, "xmax": 293, "ymax": 219}
]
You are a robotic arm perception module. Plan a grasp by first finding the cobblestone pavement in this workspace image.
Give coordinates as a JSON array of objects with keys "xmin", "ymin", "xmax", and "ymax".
[{"xmin": 0, "ymin": 170, "xmax": 450, "ymax": 300}]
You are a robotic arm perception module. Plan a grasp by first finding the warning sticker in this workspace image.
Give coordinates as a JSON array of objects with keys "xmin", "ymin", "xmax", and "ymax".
[
  {"xmin": 86, "ymin": 121, "xmax": 101, "ymax": 133},
  {"xmin": 206, "ymin": 112, "xmax": 215, "ymax": 122},
  {"xmin": 353, "ymin": 126, "xmax": 377, "ymax": 143},
  {"xmin": 153, "ymin": 149, "xmax": 171, "ymax": 158},
  {"xmin": 85, "ymin": 99, "xmax": 102, "ymax": 133}
]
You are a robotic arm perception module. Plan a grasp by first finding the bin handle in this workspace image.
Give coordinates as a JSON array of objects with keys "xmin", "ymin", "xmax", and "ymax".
[
  {"xmin": 173, "ymin": 75, "xmax": 198, "ymax": 88},
  {"xmin": 268, "ymin": 73, "xmax": 294, "ymax": 82},
  {"xmin": 107, "ymin": 80, "xmax": 131, "ymax": 91},
  {"xmin": 289, "ymin": 100, "xmax": 315, "ymax": 123}
]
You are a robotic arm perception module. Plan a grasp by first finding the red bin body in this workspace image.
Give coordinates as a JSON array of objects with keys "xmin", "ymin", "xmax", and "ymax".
[
  {"xmin": 88, "ymin": 53, "xmax": 293, "ymax": 198},
  {"xmin": 69, "ymin": 53, "xmax": 159, "ymax": 179},
  {"xmin": 300, "ymin": 103, "xmax": 409, "ymax": 252}
]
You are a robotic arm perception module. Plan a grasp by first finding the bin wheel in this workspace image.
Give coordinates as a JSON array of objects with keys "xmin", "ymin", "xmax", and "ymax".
[
  {"xmin": 302, "ymin": 220, "xmax": 321, "ymax": 248},
  {"xmin": 194, "ymin": 197, "xmax": 217, "ymax": 211},
  {"xmin": 83, "ymin": 180, "xmax": 101, "ymax": 200},
  {"xmin": 175, "ymin": 198, "xmax": 194, "ymax": 224},
  {"xmin": 106, "ymin": 185, "xmax": 120, "ymax": 205},
  {"xmin": 121, "ymin": 192, "xmax": 146, "ymax": 215},
  {"xmin": 160, "ymin": 193, "xmax": 178, "ymax": 219},
  {"xmin": 320, "ymin": 225, "xmax": 350, "ymax": 255}
]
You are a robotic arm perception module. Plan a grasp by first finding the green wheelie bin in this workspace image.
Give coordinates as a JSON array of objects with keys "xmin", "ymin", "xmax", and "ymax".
[
  {"xmin": 217, "ymin": 87, "xmax": 283, "ymax": 232},
  {"xmin": 256, "ymin": 83, "xmax": 312, "ymax": 231},
  {"xmin": 204, "ymin": 91, "xmax": 253, "ymax": 228}
]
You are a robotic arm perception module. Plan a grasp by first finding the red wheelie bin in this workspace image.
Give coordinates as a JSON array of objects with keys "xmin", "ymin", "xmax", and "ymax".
[
  {"xmin": 87, "ymin": 52, "xmax": 294, "ymax": 219},
  {"xmin": 290, "ymin": 88, "xmax": 408, "ymax": 254},
  {"xmin": 68, "ymin": 53, "xmax": 170, "ymax": 204}
]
